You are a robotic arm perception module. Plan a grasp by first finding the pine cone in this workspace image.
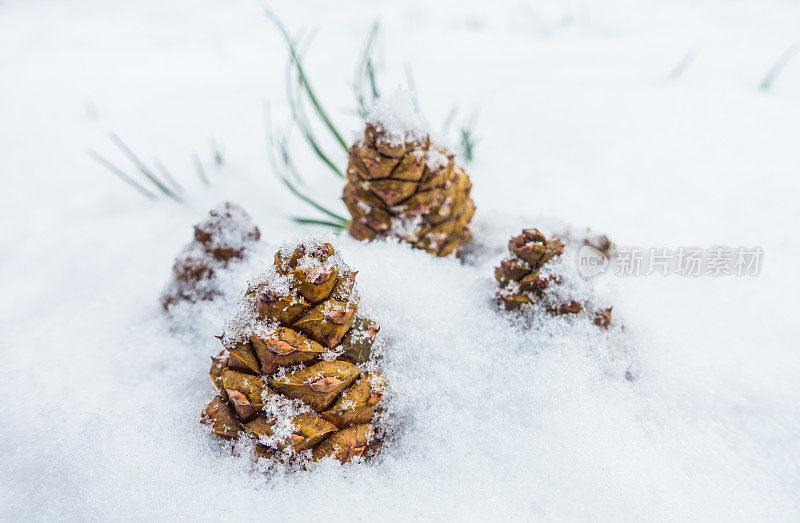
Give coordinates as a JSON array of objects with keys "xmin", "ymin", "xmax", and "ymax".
[
  {"xmin": 342, "ymin": 97, "xmax": 475, "ymax": 257},
  {"xmin": 495, "ymin": 228, "xmax": 612, "ymax": 328},
  {"xmin": 161, "ymin": 202, "xmax": 259, "ymax": 309},
  {"xmin": 200, "ymin": 241, "xmax": 387, "ymax": 464}
]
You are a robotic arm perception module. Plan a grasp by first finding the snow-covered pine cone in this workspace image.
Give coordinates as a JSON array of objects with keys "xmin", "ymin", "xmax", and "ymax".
[
  {"xmin": 343, "ymin": 94, "xmax": 475, "ymax": 257},
  {"xmin": 161, "ymin": 202, "xmax": 260, "ymax": 309},
  {"xmin": 201, "ymin": 240, "xmax": 387, "ymax": 464},
  {"xmin": 495, "ymin": 228, "xmax": 613, "ymax": 329}
]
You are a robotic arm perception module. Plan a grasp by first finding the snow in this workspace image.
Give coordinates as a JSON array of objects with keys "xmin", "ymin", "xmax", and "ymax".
[
  {"xmin": 196, "ymin": 201, "xmax": 260, "ymax": 251},
  {"xmin": 424, "ymin": 147, "xmax": 450, "ymax": 172},
  {"xmin": 389, "ymin": 214, "xmax": 423, "ymax": 241},
  {"xmin": 284, "ymin": 238, "xmax": 352, "ymax": 280},
  {"xmin": 218, "ymin": 278, "xmax": 273, "ymax": 347},
  {"xmin": 367, "ymin": 89, "xmax": 430, "ymax": 145},
  {"xmin": 2, "ymin": 0, "xmax": 800, "ymax": 520},
  {"xmin": 258, "ymin": 393, "xmax": 313, "ymax": 450},
  {"xmin": 537, "ymin": 235, "xmax": 612, "ymax": 318}
]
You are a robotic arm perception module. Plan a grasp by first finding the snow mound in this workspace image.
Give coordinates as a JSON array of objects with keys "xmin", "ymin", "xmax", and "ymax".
[
  {"xmin": 367, "ymin": 90, "xmax": 430, "ymax": 145},
  {"xmin": 194, "ymin": 201, "xmax": 261, "ymax": 255}
]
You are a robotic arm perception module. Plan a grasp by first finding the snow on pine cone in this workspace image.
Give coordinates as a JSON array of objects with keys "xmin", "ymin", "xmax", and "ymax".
[
  {"xmin": 343, "ymin": 92, "xmax": 476, "ymax": 257},
  {"xmin": 495, "ymin": 228, "xmax": 613, "ymax": 329},
  {"xmin": 161, "ymin": 202, "xmax": 260, "ymax": 310},
  {"xmin": 200, "ymin": 240, "xmax": 387, "ymax": 464}
]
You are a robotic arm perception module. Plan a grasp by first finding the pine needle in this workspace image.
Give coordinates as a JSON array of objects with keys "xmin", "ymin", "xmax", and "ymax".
[
  {"xmin": 405, "ymin": 64, "xmax": 420, "ymax": 112},
  {"xmin": 152, "ymin": 159, "xmax": 184, "ymax": 194},
  {"xmin": 286, "ymin": 36, "xmax": 345, "ymax": 179},
  {"xmin": 666, "ymin": 49, "xmax": 696, "ymax": 81},
  {"xmin": 266, "ymin": 9, "xmax": 349, "ymax": 152},
  {"xmin": 192, "ymin": 154, "xmax": 210, "ymax": 186},
  {"xmin": 442, "ymin": 105, "xmax": 458, "ymax": 136},
  {"xmin": 107, "ymin": 133, "xmax": 182, "ymax": 202},
  {"xmin": 265, "ymin": 108, "xmax": 349, "ymax": 225},
  {"xmin": 355, "ymin": 21, "xmax": 381, "ymax": 119},
  {"xmin": 275, "ymin": 136, "xmax": 348, "ymax": 223},
  {"xmin": 367, "ymin": 59, "xmax": 379, "ymax": 100},
  {"xmin": 292, "ymin": 217, "xmax": 347, "ymax": 229},
  {"xmin": 88, "ymin": 150, "xmax": 157, "ymax": 200},
  {"xmin": 459, "ymin": 110, "xmax": 479, "ymax": 163},
  {"xmin": 759, "ymin": 44, "xmax": 798, "ymax": 92},
  {"xmin": 210, "ymin": 139, "xmax": 224, "ymax": 165}
]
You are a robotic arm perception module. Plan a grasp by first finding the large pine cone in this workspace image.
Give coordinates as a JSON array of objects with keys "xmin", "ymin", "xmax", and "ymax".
[
  {"xmin": 200, "ymin": 241, "xmax": 386, "ymax": 464},
  {"xmin": 343, "ymin": 122, "xmax": 476, "ymax": 257},
  {"xmin": 495, "ymin": 228, "xmax": 612, "ymax": 328},
  {"xmin": 161, "ymin": 202, "xmax": 259, "ymax": 309}
]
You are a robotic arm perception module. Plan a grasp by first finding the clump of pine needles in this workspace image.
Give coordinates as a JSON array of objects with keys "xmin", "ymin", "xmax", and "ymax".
[
  {"xmin": 93, "ymin": 12, "xmax": 480, "ymax": 219},
  {"xmin": 265, "ymin": 10, "xmax": 480, "ymax": 229},
  {"xmin": 90, "ymin": 133, "xmax": 220, "ymax": 202}
]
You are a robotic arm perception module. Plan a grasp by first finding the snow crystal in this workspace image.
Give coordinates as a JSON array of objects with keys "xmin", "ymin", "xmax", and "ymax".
[
  {"xmin": 219, "ymin": 265, "xmax": 286, "ymax": 347},
  {"xmin": 424, "ymin": 148, "xmax": 450, "ymax": 171},
  {"xmin": 258, "ymin": 394, "xmax": 313, "ymax": 448},
  {"xmin": 537, "ymin": 240, "xmax": 607, "ymax": 315},
  {"xmin": 277, "ymin": 237, "xmax": 353, "ymax": 275},
  {"xmin": 220, "ymin": 237, "xmax": 364, "ymax": 347},
  {"xmin": 197, "ymin": 201, "xmax": 260, "ymax": 252},
  {"xmin": 367, "ymin": 90, "xmax": 430, "ymax": 145},
  {"xmin": 388, "ymin": 214, "xmax": 423, "ymax": 241}
]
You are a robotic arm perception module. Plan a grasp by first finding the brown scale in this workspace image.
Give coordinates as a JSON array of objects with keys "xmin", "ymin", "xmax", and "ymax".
[
  {"xmin": 343, "ymin": 123, "xmax": 476, "ymax": 257},
  {"xmin": 200, "ymin": 242, "xmax": 386, "ymax": 464}
]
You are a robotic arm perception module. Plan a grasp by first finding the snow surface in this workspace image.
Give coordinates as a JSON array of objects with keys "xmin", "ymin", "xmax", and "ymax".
[{"xmin": 2, "ymin": 0, "xmax": 800, "ymax": 520}]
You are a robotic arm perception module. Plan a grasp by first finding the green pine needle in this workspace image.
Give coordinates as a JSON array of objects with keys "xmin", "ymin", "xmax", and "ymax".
[
  {"xmin": 404, "ymin": 65, "xmax": 420, "ymax": 112},
  {"xmin": 292, "ymin": 217, "xmax": 347, "ymax": 229},
  {"xmin": 153, "ymin": 159, "xmax": 184, "ymax": 194},
  {"xmin": 266, "ymin": 9, "xmax": 349, "ymax": 152},
  {"xmin": 265, "ymin": 109, "xmax": 348, "ymax": 225},
  {"xmin": 285, "ymin": 39, "xmax": 345, "ymax": 179},
  {"xmin": 107, "ymin": 133, "xmax": 182, "ymax": 202},
  {"xmin": 442, "ymin": 105, "xmax": 458, "ymax": 136},
  {"xmin": 192, "ymin": 154, "xmax": 210, "ymax": 186},
  {"xmin": 89, "ymin": 150, "xmax": 157, "ymax": 200},
  {"xmin": 355, "ymin": 21, "xmax": 381, "ymax": 119},
  {"xmin": 759, "ymin": 44, "xmax": 798, "ymax": 92}
]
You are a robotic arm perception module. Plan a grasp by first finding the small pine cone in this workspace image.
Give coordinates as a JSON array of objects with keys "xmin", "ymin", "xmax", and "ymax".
[
  {"xmin": 161, "ymin": 202, "xmax": 259, "ymax": 309},
  {"xmin": 201, "ymin": 241, "xmax": 388, "ymax": 465},
  {"xmin": 495, "ymin": 228, "xmax": 612, "ymax": 328},
  {"xmin": 342, "ymin": 96, "xmax": 475, "ymax": 257}
]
